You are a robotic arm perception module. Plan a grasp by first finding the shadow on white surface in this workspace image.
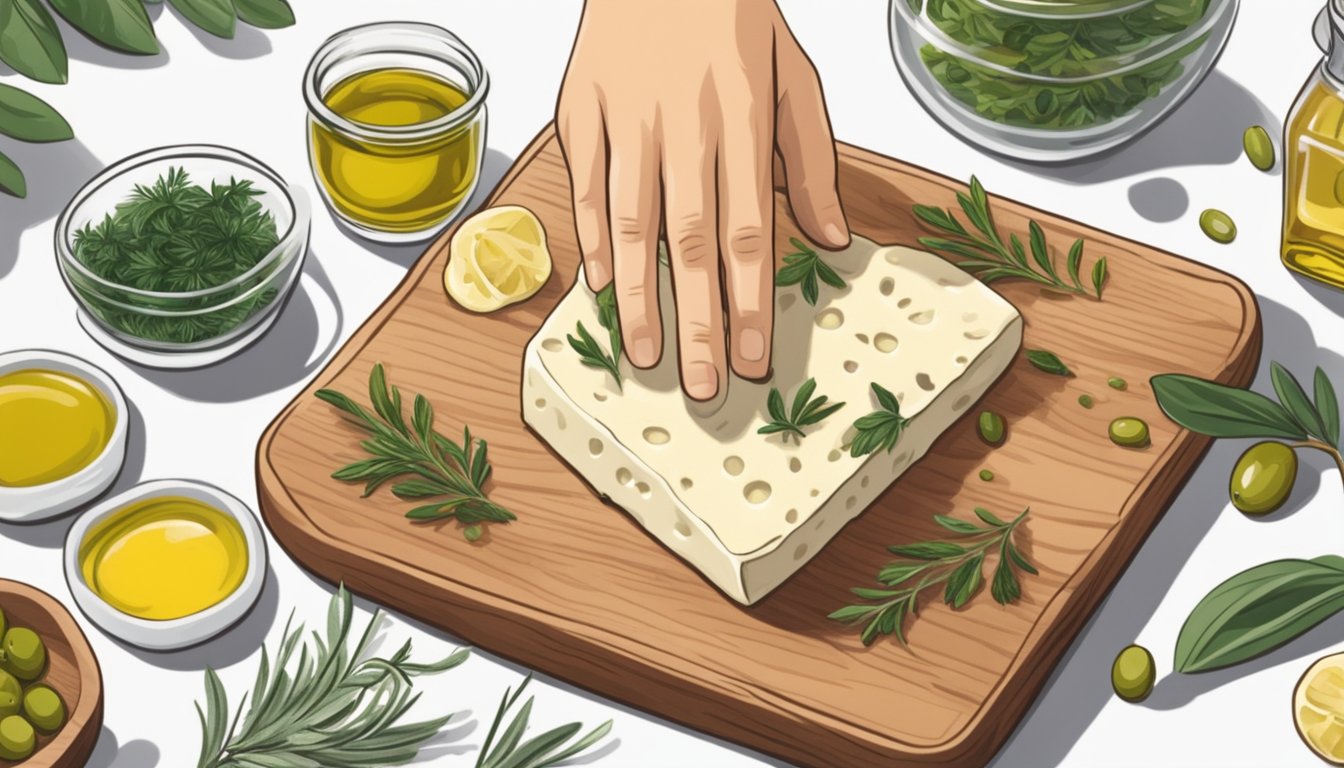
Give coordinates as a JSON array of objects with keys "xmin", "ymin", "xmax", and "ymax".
[
  {"xmin": 0, "ymin": 139, "xmax": 103, "ymax": 280},
  {"xmin": 169, "ymin": 7, "xmax": 275, "ymax": 61},
  {"xmin": 347, "ymin": 148, "xmax": 518, "ymax": 269},
  {"xmin": 127, "ymin": 251, "xmax": 344, "ymax": 402},
  {"xmin": 116, "ymin": 563, "xmax": 281, "ymax": 671},
  {"xmin": 1128, "ymin": 177, "xmax": 1192, "ymax": 223},
  {"xmin": 1007, "ymin": 71, "xmax": 1280, "ymax": 185},
  {"xmin": 990, "ymin": 297, "xmax": 1344, "ymax": 767},
  {"xmin": 0, "ymin": 398, "xmax": 147, "ymax": 548},
  {"xmin": 87, "ymin": 725, "xmax": 160, "ymax": 768}
]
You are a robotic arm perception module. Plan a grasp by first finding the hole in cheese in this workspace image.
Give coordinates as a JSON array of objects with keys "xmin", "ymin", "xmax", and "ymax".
[
  {"xmin": 815, "ymin": 308, "xmax": 844, "ymax": 330},
  {"xmin": 810, "ymin": 489, "xmax": 820, "ymax": 497},
  {"xmin": 860, "ymin": 476, "xmax": 870, "ymax": 489},
  {"xmin": 674, "ymin": 519, "xmax": 692, "ymax": 538},
  {"xmin": 616, "ymin": 467, "xmax": 633, "ymax": 485},
  {"xmin": 788, "ymin": 457, "xmax": 802, "ymax": 473},
  {"xmin": 541, "ymin": 338, "xmax": 564, "ymax": 352},
  {"xmin": 843, "ymin": 360, "xmax": 859, "ymax": 373},
  {"xmin": 953, "ymin": 394, "xmax": 971, "ymax": 411},
  {"xmin": 897, "ymin": 297, "xmax": 912, "ymax": 309},
  {"xmin": 827, "ymin": 450, "xmax": 842, "ymax": 463},
  {"xmin": 594, "ymin": 391, "xmax": 608, "ymax": 402},
  {"xmin": 909, "ymin": 309, "xmax": 935, "ymax": 325},
  {"xmin": 845, "ymin": 496, "xmax": 857, "ymax": 510},
  {"xmin": 879, "ymin": 277, "xmax": 894, "ymax": 296},
  {"xmin": 589, "ymin": 438, "xmax": 604, "ymax": 457},
  {"xmin": 874, "ymin": 333, "xmax": 898, "ymax": 353},
  {"xmin": 916, "ymin": 373, "xmax": 936, "ymax": 391},
  {"xmin": 635, "ymin": 481, "xmax": 651, "ymax": 498},
  {"xmin": 723, "ymin": 456, "xmax": 745, "ymax": 476},
  {"xmin": 855, "ymin": 333, "xmax": 870, "ymax": 344},
  {"xmin": 744, "ymin": 481, "xmax": 771, "ymax": 504},
  {"xmin": 785, "ymin": 508, "xmax": 798, "ymax": 524},
  {"xmin": 965, "ymin": 329, "xmax": 989, "ymax": 339},
  {"xmin": 556, "ymin": 411, "xmax": 567, "ymax": 430},
  {"xmin": 535, "ymin": 398, "xmax": 547, "ymax": 409},
  {"xmin": 643, "ymin": 426, "xmax": 670, "ymax": 445},
  {"xmin": 963, "ymin": 312, "xmax": 979, "ymax": 322},
  {"xmin": 955, "ymin": 355, "xmax": 968, "ymax": 365},
  {"xmin": 793, "ymin": 543, "xmax": 809, "ymax": 561}
]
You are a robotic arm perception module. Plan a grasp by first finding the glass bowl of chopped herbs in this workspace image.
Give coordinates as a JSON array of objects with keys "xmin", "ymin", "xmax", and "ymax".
[
  {"xmin": 890, "ymin": 0, "xmax": 1239, "ymax": 161},
  {"xmin": 55, "ymin": 145, "xmax": 310, "ymax": 368}
]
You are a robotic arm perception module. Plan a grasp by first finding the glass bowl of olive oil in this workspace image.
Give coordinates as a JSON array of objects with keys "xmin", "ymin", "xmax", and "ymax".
[
  {"xmin": 55, "ymin": 145, "xmax": 310, "ymax": 369},
  {"xmin": 304, "ymin": 22, "xmax": 489, "ymax": 243}
]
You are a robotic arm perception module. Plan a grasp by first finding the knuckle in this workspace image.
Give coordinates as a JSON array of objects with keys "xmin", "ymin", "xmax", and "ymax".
[
  {"xmin": 674, "ymin": 229, "xmax": 716, "ymax": 267},
  {"xmin": 612, "ymin": 214, "xmax": 649, "ymax": 245},
  {"xmin": 681, "ymin": 319, "xmax": 716, "ymax": 349},
  {"xmin": 727, "ymin": 227, "xmax": 770, "ymax": 261}
]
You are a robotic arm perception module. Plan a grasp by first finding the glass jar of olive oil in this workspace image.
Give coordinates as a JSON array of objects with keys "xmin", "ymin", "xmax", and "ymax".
[
  {"xmin": 1284, "ymin": 1, "xmax": 1344, "ymax": 288},
  {"xmin": 304, "ymin": 23, "xmax": 489, "ymax": 243}
]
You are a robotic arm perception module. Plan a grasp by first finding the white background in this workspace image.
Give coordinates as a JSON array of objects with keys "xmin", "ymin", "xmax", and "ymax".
[{"xmin": 0, "ymin": 1, "xmax": 1335, "ymax": 766}]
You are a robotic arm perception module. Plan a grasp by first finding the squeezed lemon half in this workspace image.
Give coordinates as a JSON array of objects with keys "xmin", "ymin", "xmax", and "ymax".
[
  {"xmin": 1295, "ymin": 652, "xmax": 1344, "ymax": 764},
  {"xmin": 445, "ymin": 205, "xmax": 551, "ymax": 312}
]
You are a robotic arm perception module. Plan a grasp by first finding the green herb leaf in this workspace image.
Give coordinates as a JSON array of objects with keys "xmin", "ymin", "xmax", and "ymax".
[
  {"xmin": 849, "ymin": 384, "xmax": 908, "ymax": 457},
  {"xmin": 1317, "ymin": 367, "xmax": 1340, "ymax": 447},
  {"xmin": 914, "ymin": 176, "xmax": 1105, "ymax": 299},
  {"xmin": 234, "ymin": 0, "xmax": 295, "ymax": 28},
  {"xmin": 758, "ymin": 377, "xmax": 845, "ymax": 443},
  {"xmin": 47, "ymin": 0, "xmax": 159, "ymax": 55},
  {"xmin": 833, "ymin": 508, "xmax": 1035, "ymax": 646},
  {"xmin": 1272, "ymin": 361, "xmax": 1328, "ymax": 443},
  {"xmin": 1175, "ymin": 557, "xmax": 1344, "ymax": 673},
  {"xmin": 568, "ymin": 320, "xmax": 622, "ymax": 389},
  {"xmin": 1026, "ymin": 349, "xmax": 1072, "ymax": 377},
  {"xmin": 595, "ymin": 282, "xmax": 622, "ymax": 364},
  {"xmin": 0, "ymin": 148, "xmax": 25, "ymax": 198},
  {"xmin": 475, "ymin": 674, "xmax": 613, "ymax": 768},
  {"xmin": 1151, "ymin": 373, "xmax": 1308, "ymax": 440},
  {"xmin": 169, "ymin": 0, "xmax": 237, "ymax": 38},
  {"xmin": 0, "ymin": 0, "xmax": 69, "ymax": 83},
  {"xmin": 318, "ymin": 363, "xmax": 516, "ymax": 538},
  {"xmin": 0, "ymin": 81, "xmax": 71, "ymax": 141},
  {"xmin": 196, "ymin": 585, "xmax": 471, "ymax": 768},
  {"xmin": 776, "ymin": 237, "xmax": 846, "ymax": 307}
]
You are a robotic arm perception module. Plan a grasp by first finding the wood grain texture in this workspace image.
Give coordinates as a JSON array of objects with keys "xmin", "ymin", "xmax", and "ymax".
[
  {"xmin": 0, "ymin": 580, "xmax": 103, "ymax": 768},
  {"xmin": 256, "ymin": 125, "xmax": 1260, "ymax": 768}
]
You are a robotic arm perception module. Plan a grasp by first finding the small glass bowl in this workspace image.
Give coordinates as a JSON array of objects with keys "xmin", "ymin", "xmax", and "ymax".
[
  {"xmin": 55, "ymin": 145, "xmax": 310, "ymax": 369},
  {"xmin": 890, "ymin": 0, "xmax": 1239, "ymax": 161},
  {"xmin": 304, "ymin": 22, "xmax": 490, "ymax": 243}
]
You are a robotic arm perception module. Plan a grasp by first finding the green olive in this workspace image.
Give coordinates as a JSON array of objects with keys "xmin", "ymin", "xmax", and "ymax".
[
  {"xmin": 0, "ymin": 669, "xmax": 19, "ymax": 702},
  {"xmin": 0, "ymin": 693, "xmax": 17, "ymax": 720},
  {"xmin": 0, "ymin": 714, "xmax": 34, "ymax": 761},
  {"xmin": 22, "ymin": 684, "xmax": 65, "ymax": 733},
  {"xmin": 1109, "ymin": 417, "xmax": 1150, "ymax": 448},
  {"xmin": 1112, "ymin": 644, "xmax": 1156, "ymax": 702},
  {"xmin": 979, "ymin": 469, "xmax": 995, "ymax": 482},
  {"xmin": 1243, "ymin": 125, "xmax": 1276, "ymax": 172},
  {"xmin": 978, "ymin": 410, "xmax": 1005, "ymax": 445},
  {"xmin": 1200, "ymin": 209, "xmax": 1237, "ymax": 244},
  {"xmin": 1078, "ymin": 394, "xmax": 1094, "ymax": 409},
  {"xmin": 1230, "ymin": 441, "xmax": 1298, "ymax": 515},
  {"xmin": 1, "ymin": 628, "xmax": 45, "ymax": 681}
]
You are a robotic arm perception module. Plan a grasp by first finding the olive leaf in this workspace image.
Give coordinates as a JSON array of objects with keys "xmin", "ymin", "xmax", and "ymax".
[
  {"xmin": 1176, "ymin": 557, "xmax": 1344, "ymax": 673},
  {"xmin": 47, "ymin": 0, "xmax": 159, "ymax": 55},
  {"xmin": 0, "ymin": 0, "xmax": 69, "ymax": 84},
  {"xmin": 235, "ymin": 0, "xmax": 294, "ymax": 28},
  {"xmin": 1151, "ymin": 372, "xmax": 1309, "ymax": 441},
  {"xmin": 0, "ymin": 81, "xmax": 71, "ymax": 142},
  {"xmin": 1317, "ymin": 367, "xmax": 1341, "ymax": 447},
  {"xmin": 0, "ymin": 150, "xmax": 25, "ymax": 198},
  {"xmin": 1271, "ymin": 362, "xmax": 1328, "ymax": 443},
  {"xmin": 168, "ymin": 0, "xmax": 236, "ymax": 39},
  {"xmin": 1025, "ymin": 349, "xmax": 1072, "ymax": 377}
]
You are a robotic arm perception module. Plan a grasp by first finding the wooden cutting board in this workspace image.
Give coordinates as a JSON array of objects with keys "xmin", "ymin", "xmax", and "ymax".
[{"xmin": 257, "ymin": 125, "xmax": 1259, "ymax": 768}]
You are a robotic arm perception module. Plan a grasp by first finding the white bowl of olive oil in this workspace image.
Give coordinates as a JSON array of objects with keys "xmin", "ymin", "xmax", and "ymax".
[
  {"xmin": 64, "ymin": 479, "xmax": 267, "ymax": 651},
  {"xmin": 0, "ymin": 349, "xmax": 128, "ymax": 523}
]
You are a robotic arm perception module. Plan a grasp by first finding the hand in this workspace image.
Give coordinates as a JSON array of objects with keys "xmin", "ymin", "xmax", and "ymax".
[{"xmin": 556, "ymin": 0, "xmax": 849, "ymax": 401}]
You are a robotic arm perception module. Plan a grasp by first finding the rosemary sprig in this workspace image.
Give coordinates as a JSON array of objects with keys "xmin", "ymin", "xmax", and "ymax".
[
  {"xmin": 476, "ymin": 674, "xmax": 614, "ymax": 768},
  {"xmin": 830, "ymin": 508, "xmax": 1037, "ymax": 646},
  {"xmin": 596, "ymin": 282, "xmax": 622, "ymax": 363},
  {"xmin": 914, "ymin": 176, "xmax": 1107, "ymax": 299},
  {"xmin": 758, "ymin": 377, "xmax": 845, "ymax": 443},
  {"xmin": 317, "ymin": 363, "xmax": 515, "ymax": 540},
  {"xmin": 196, "ymin": 585, "xmax": 470, "ymax": 768},
  {"xmin": 775, "ymin": 236, "xmax": 846, "ymax": 306},
  {"xmin": 849, "ymin": 383, "xmax": 909, "ymax": 457},
  {"xmin": 568, "ymin": 321, "xmax": 622, "ymax": 389}
]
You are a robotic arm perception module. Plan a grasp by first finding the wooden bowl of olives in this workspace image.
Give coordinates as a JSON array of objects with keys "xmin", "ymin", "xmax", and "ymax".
[{"xmin": 0, "ymin": 580, "xmax": 101, "ymax": 767}]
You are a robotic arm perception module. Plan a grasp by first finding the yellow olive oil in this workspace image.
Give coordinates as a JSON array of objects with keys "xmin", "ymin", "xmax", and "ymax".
[
  {"xmin": 0, "ymin": 369, "xmax": 113, "ymax": 487},
  {"xmin": 79, "ymin": 496, "xmax": 248, "ymax": 621},
  {"xmin": 1284, "ymin": 73, "xmax": 1344, "ymax": 289},
  {"xmin": 311, "ymin": 68, "xmax": 480, "ymax": 234}
]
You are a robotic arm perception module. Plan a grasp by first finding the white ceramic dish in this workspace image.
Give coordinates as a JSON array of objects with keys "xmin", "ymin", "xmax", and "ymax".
[
  {"xmin": 0, "ymin": 349, "xmax": 129, "ymax": 523},
  {"xmin": 64, "ymin": 479, "xmax": 268, "ymax": 651}
]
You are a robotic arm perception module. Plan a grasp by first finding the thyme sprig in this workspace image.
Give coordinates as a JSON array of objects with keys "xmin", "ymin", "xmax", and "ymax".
[
  {"xmin": 568, "ymin": 321, "xmax": 622, "ymax": 389},
  {"xmin": 758, "ymin": 377, "xmax": 845, "ymax": 443},
  {"xmin": 914, "ymin": 176, "xmax": 1107, "ymax": 299},
  {"xmin": 317, "ymin": 363, "xmax": 515, "ymax": 540},
  {"xmin": 830, "ymin": 508, "xmax": 1037, "ymax": 646},
  {"xmin": 775, "ymin": 237, "xmax": 846, "ymax": 306}
]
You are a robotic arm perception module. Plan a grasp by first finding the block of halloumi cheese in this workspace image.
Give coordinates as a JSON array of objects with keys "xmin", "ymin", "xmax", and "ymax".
[{"xmin": 522, "ymin": 236, "xmax": 1023, "ymax": 604}]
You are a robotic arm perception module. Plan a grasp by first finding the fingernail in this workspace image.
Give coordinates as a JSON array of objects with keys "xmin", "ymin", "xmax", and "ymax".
[
  {"xmin": 823, "ymin": 222, "xmax": 848, "ymax": 247},
  {"xmin": 586, "ymin": 259, "xmax": 610, "ymax": 289},
  {"xmin": 739, "ymin": 328, "xmax": 766, "ymax": 362},
  {"xmin": 632, "ymin": 332, "xmax": 656, "ymax": 368},
  {"xmin": 685, "ymin": 363, "xmax": 719, "ymax": 401}
]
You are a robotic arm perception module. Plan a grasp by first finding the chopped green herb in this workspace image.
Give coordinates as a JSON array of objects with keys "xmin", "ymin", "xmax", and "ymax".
[
  {"xmin": 1026, "ymin": 349, "xmax": 1073, "ymax": 377},
  {"xmin": 775, "ymin": 237, "xmax": 846, "ymax": 306},
  {"xmin": 759, "ymin": 378, "xmax": 845, "ymax": 443},
  {"xmin": 849, "ymin": 383, "xmax": 909, "ymax": 457},
  {"xmin": 1108, "ymin": 377, "xmax": 1128, "ymax": 391},
  {"xmin": 568, "ymin": 321, "xmax": 622, "ymax": 389}
]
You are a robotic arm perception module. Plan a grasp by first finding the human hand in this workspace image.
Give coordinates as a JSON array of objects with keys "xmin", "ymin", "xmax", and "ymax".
[{"xmin": 556, "ymin": 0, "xmax": 849, "ymax": 401}]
